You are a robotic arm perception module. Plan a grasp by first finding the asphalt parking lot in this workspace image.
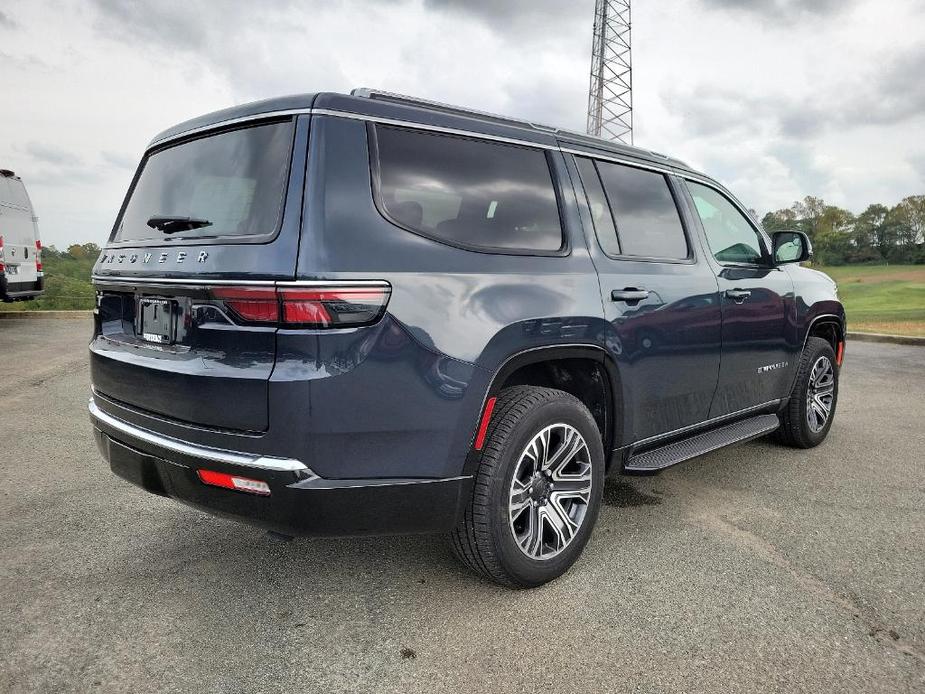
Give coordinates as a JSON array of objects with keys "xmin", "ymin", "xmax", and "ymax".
[{"xmin": 1, "ymin": 319, "xmax": 922, "ymax": 693}]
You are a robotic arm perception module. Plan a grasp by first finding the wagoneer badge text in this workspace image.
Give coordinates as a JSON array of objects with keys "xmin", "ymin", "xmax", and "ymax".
[{"xmin": 99, "ymin": 251, "xmax": 209, "ymax": 264}]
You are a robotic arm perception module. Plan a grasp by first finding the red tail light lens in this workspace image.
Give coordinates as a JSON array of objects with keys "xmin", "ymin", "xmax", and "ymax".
[
  {"xmin": 212, "ymin": 287, "xmax": 279, "ymax": 323},
  {"xmin": 280, "ymin": 287, "xmax": 391, "ymax": 328},
  {"xmin": 35, "ymin": 239, "xmax": 42, "ymax": 273},
  {"xmin": 210, "ymin": 283, "xmax": 390, "ymax": 328}
]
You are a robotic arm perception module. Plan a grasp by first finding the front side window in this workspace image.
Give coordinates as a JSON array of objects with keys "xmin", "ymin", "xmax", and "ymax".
[
  {"xmin": 374, "ymin": 125, "xmax": 563, "ymax": 252},
  {"xmin": 687, "ymin": 181, "xmax": 765, "ymax": 265},
  {"xmin": 595, "ymin": 161, "xmax": 689, "ymax": 259},
  {"xmin": 114, "ymin": 120, "xmax": 295, "ymax": 243}
]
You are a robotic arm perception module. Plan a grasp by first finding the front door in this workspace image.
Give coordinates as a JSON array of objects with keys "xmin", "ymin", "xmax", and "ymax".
[{"xmin": 682, "ymin": 180, "xmax": 796, "ymax": 417}]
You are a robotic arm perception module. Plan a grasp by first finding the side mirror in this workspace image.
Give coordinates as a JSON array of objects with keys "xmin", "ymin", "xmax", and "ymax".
[{"xmin": 772, "ymin": 230, "xmax": 812, "ymax": 265}]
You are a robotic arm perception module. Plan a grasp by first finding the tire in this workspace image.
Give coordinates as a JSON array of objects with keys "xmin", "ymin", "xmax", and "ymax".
[
  {"xmin": 449, "ymin": 386, "xmax": 605, "ymax": 588},
  {"xmin": 775, "ymin": 337, "xmax": 839, "ymax": 448}
]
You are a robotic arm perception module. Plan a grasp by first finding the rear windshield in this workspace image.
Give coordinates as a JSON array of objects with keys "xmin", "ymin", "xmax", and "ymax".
[{"xmin": 113, "ymin": 120, "xmax": 294, "ymax": 243}]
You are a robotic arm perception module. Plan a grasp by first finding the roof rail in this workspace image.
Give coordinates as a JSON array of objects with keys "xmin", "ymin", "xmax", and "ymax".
[
  {"xmin": 351, "ymin": 87, "xmax": 559, "ymax": 134},
  {"xmin": 350, "ymin": 88, "xmax": 690, "ymax": 169}
]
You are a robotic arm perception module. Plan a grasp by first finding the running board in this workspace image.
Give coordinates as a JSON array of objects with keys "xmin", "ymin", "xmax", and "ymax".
[{"xmin": 624, "ymin": 414, "xmax": 780, "ymax": 473}]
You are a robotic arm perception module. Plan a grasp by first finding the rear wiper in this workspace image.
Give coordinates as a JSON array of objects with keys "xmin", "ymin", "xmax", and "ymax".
[{"xmin": 147, "ymin": 215, "xmax": 213, "ymax": 233}]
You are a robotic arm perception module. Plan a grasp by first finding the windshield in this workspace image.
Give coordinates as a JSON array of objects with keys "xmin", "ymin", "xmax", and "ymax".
[{"xmin": 114, "ymin": 120, "xmax": 294, "ymax": 243}]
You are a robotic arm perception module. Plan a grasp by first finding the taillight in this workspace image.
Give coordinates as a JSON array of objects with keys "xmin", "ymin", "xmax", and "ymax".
[
  {"xmin": 212, "ymin": 287, "xmax": 279, "ymax": 322},
  {"xmin": 211, "ymin": 283, "xmax": 391, "ymax": 328},
  {"xmin": 279, "ymin": 286, "xmax": 390, "ymax": 327},
  {"xmin": 35, "ymin": 240, "xmax": 42, "ymax": 273}
]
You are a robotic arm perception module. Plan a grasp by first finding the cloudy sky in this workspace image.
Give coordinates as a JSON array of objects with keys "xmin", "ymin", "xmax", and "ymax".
[{"xmin": 1, "ymin": 0, "xmax": 923, "ymax": 249}]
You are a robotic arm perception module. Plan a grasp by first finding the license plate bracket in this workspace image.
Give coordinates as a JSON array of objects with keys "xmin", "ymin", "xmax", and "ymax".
[{"xmin": 137, "ymin": 298, "xmax": 176, "ymax": 344}]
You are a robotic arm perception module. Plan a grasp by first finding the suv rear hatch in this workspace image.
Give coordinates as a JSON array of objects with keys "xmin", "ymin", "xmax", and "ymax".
[{"xmin": 91, "ymin": 115, "xmax": 310, "ymax": 432}]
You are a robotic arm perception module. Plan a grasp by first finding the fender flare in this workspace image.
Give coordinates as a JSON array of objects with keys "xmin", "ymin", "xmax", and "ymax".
[{"xmin": 461, "ymin": 344, "xmax": 623, "ymax": 476}]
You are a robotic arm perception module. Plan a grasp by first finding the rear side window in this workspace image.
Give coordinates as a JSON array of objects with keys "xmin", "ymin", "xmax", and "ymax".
[
  {"xmin": 373, "ymin": 125, "xmax": 563, "ymax": 252},
  {"xmin": 114, "ymin": 120, "xmax": 295, "ymax": 243},
  {"xmin": 596, "ymin": 161, "xmax": 688, "ymax": 260}
]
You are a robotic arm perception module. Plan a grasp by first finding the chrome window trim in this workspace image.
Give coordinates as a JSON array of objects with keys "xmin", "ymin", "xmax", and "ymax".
[
  {"xmin": 91, "ymin": 275, "xmax": 389, "ymax": 288},
  {"xmin": 148, "ymin": 108, "xmax": 313, "ymax": 147},
  {"xmin": 561, "ymin": 145, "xmax": 758, "ymax": 227},
  {"xmin": 89, "ymin": 397, "xmax": 313, "ymax": 473},
  {"xmin": 314, "ymin": 108, "xmax": 559, "ymax": 150}
]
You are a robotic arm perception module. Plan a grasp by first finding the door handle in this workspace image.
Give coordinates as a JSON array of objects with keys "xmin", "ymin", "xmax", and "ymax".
[
  {"xmin": 611, "ymin": 288, "xmax": 650, "ymax": 302},
  {"xmin": 725, "ymin": 288, "xmax": 752, "ymax": 304}
]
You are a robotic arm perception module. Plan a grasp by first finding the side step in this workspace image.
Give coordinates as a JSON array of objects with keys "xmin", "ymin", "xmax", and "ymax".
[{"xmin": 624, "ymin": 414, "xmax": 780, "ymax": 473}]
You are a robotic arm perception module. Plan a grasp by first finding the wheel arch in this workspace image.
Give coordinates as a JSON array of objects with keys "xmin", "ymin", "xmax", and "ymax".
[
  {"xmin": 805, "ymin": 313, "xmax": 845, "ymax": 352},
  {"xmin": 462, "ymin": 345, "xmax": 623, "ymax": 475}
]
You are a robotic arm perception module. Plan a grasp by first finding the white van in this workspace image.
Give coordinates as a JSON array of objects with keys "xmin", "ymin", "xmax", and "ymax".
[{"xmin": 0, "ymin": 169, "xmax": 44, "ymax": 302}]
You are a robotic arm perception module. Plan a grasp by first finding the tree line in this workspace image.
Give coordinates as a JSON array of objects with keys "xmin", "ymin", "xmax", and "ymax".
[{"xmin": 760, "ymin": 195, "xmax": 925, "ymax": 266}]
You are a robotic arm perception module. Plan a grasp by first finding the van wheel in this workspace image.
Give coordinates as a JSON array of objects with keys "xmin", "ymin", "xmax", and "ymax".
[
  {"xmin": 775, "ymin": 337, "xmax": 839, "ymax": 448},
  {"xmin": 449, "ymin": 386, "xmax": 605, "ymax": 588}
]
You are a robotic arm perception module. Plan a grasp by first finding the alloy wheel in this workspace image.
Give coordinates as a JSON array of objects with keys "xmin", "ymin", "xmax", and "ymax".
[
  {"xmin": 508, "ymin": 423, "xmax": 593, "ymax": 560},
  {"xmin": 806, "ymin": 355, "xmax": 835, "ymax": 433}
]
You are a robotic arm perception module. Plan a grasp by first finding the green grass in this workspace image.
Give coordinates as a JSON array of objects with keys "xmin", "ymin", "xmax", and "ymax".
[
  {"xmin": 815, "ymin": 264, "xmax": 925, "ymax": 336},
  {"xmin": 1, "ymin": 249, "xmax": 97, "ymax": 311}
]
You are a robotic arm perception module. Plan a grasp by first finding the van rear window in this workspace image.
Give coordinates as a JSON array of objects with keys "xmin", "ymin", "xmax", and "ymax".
[
  {"xmin": 113, "ymin": 120, "xmax": 294, "ymax": 243},
  {"xmin": 373, "ymin": 125, "xmax": 563, "ymax": 253}
]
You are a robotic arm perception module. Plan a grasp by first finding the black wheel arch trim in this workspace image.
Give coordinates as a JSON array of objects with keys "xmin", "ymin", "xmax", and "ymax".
[
  {"xmin": 462, "ymin": 344, "xmax": 623, "ymax": 476},
  {"xmin": 791, "ymin": 312, "xmax": 845, "ymax": 391}
]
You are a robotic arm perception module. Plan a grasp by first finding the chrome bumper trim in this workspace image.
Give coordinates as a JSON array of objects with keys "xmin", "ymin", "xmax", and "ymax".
[{"xmin": 89, "ymin": 397, "xmax": 311, "ymax": 473}]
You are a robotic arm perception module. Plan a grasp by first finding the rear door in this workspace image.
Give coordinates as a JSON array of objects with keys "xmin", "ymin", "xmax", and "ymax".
[
  {"xmin": 681, "ymin": 180, "xmax": 796, "ymax": 417},
  {"xmin": 0, "ymin": 177, "xmax": 39, "ymax": 286},
  {"xmin": 90, "ymin": 115, "xmax": 309, "ymax": 432},
  {"xmin": 571, "ymin": 156, "xmax": 722, "ymax": 443}
]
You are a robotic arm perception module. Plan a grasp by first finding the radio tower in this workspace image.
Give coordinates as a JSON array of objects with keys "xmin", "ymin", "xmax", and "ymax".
[{"xmin": 586, "ymin": 0, "xmax": 633, "ymax": 144}]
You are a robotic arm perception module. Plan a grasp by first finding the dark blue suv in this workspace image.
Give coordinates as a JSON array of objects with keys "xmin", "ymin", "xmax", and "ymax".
[{"xmin": 90, "ymin": 89, "xmax": 845, "ymax": 587}]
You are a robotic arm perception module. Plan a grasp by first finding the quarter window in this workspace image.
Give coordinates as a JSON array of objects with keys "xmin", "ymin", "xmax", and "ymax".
[
  {"xmin": 687, "ymin": 182, "xmax": 765, "ymax": 265},
  {"xmin": 595, "ymin": 161, "xmax": 689, "ymax": 259},
  {"xmin": 374, "ymin": 126, "xmax": 563, "ymax": 252}
]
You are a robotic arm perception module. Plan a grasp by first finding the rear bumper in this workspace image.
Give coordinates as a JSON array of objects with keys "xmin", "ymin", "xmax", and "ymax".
[
  {"xmin": 1, "ymin": 275, "xmax": 44, "ymax": 301},
  {"xmin": 90, "ymin": 397, "xmax": 472, "ymax": 537}
]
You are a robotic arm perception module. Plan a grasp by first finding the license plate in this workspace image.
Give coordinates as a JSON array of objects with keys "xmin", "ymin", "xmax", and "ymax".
[{"xmin": 137, "ymin": 298, "xmax": 175, "ymax": 344}]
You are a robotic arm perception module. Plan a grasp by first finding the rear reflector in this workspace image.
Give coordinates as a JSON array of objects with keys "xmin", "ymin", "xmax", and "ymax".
[
  {"xmin": 836, "ymin": 341, "xmax": 844, "ymax": 366},
  {"xmin": 211, "ymin": 283, "xmax": 391, "ymax": 328},
  {"xmin": 197, "ymin": 469, "xmax": 271, "ymax": 496},
  {"xmin": 474, "ymin": 396, "xmax": 498, "ymax": 451}
]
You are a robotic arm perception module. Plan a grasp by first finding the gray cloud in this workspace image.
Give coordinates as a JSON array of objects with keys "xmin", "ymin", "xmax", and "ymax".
[
  {"xmin": 100, "ymin": 151, "xmax": 137, "ymax": 170},
  {"xmin": 25, "ymin": 142, "xmax": 83, "ymax": 167},
  {"xmin": 666, "ymin": 42, "xmax": 925, "ymax": 146},
  {"xmin": 0, "ymin": 10, "xmax": 17, "ymax": 29},
  {"xmin": 424, "ymin": 0, "xmax": 592, "ymax": 31},
  {"xmin": 699, "ymin": 0, "xmax": 857, "ymax": 20}
]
